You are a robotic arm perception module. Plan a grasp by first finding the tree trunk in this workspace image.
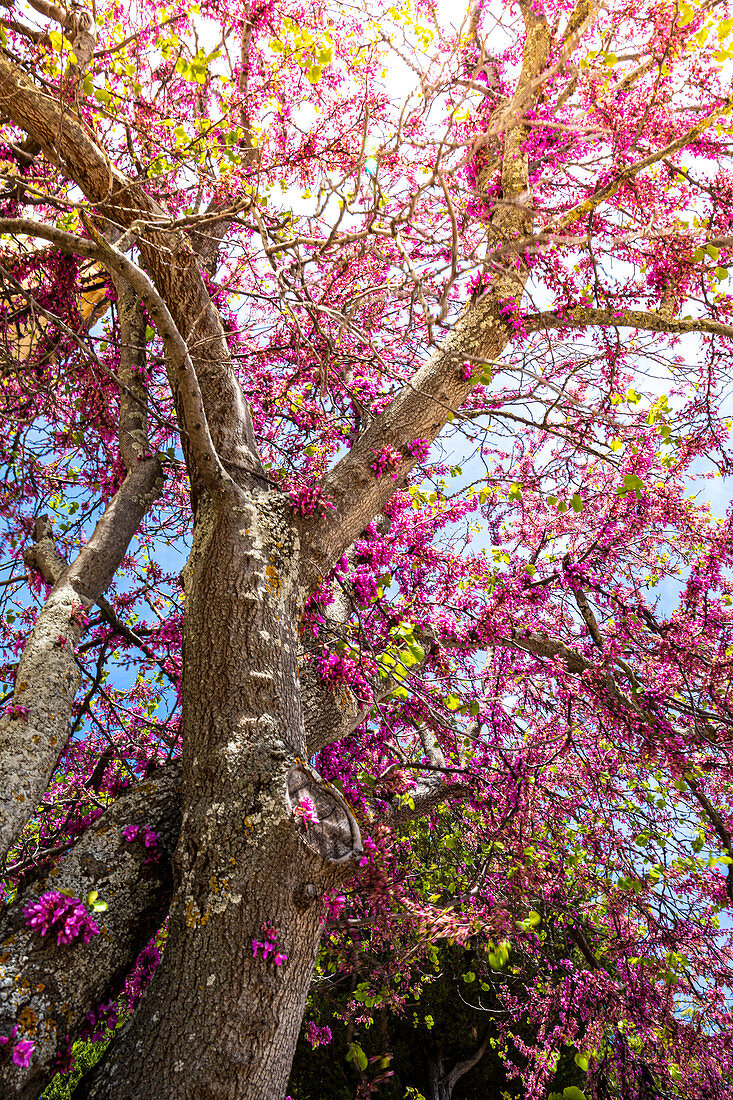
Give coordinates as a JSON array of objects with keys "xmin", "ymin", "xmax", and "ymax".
[
  {"xmin": 84, "ymin": 491, "xmax": 347, "ymax": 1099},
  {"xmin": 426, "ymin": 1030, "xmax": 492, "ymax": 1100},
  {"xmin": 427, "ymin": 1054, "xmax": 453, "ymax": 1100}
]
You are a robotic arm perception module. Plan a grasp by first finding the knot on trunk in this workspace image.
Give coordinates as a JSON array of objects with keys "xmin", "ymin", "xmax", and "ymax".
[{"xmin": 286, "ymin": 764, "xmax": 362, "ymax": 864}]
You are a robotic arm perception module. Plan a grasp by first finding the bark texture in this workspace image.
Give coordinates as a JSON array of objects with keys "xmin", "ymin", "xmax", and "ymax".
[{"xmin": 0, "ymin": 8, "xmax": 558, "ymax": 1097}]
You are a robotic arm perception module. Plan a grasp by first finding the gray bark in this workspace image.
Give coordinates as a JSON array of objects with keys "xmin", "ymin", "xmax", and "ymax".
[
  {"xmin": 427, "ymin": 1030, "xmax": 491, "ymax": 1100},
  {"xmin": 84, "ymin": 493, "xmax": 349, "ymax": 1099}
]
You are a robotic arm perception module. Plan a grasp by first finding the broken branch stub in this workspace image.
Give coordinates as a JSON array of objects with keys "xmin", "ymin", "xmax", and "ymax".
[{"xmin": 286, "ymin": 764, "xmax": 362, "ymax": 864}]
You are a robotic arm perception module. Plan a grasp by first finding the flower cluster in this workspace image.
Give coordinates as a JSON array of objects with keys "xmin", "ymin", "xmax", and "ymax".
[
  {"xmin": 124, "ymin": 937, "xmax": 162, "ymax": 1012},
  {"xmin": 24, "ymin": 891, "xmax": 100, "ymax": 946},
  {"xmin": 304, "ymin": 1022, "xmax": 332, "ymax": 1049},
  {"xmin": 370, "ymin": 444, "xmax": 402, "ymax": 480},
  {"xmin": 122, "ymin": 823, "xmax": 159, "ymax": 847},
  {"xmin": 79, "ymin": 999, "xmax": 119, "ymax": 1043},
  {"xmin": 322, "ymin": 890, "xmax": 345, "ymax": 922},
  {"xmin": 405, "ymin": 437, "xmax": 430, "ymax": 461},
  {"xmin": 3, "ymin": 705, "xmax": 29, "ymax": 721},
  {"xmin": 496, "ymin": 296, "xmax": 528, "ymax": 338},
  {"xmin": 122, "ymin": 823, "xmax": 160, "ymax": 864},
  {"xmin": 0, "ymin": 1027, "xmax": 35, "ymax": 1069},
  {"xmin": 292, "ymin": 794, "xmax": 319, "ymax": 825},
  {"xmin": 252, "ymin": 923, "xmax": 287, "ymax": 966},
  {"xmin": 287, "ymin": 484, "xmax": 335, "ymax": 517}
]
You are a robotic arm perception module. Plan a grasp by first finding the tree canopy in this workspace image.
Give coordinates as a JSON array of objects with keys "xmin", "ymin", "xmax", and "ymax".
[{"xmin": 1, "ymin": 0, "xmax": 733, "ymax": 1097}]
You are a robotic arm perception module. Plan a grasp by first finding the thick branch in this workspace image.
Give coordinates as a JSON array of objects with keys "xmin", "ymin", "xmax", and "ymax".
[
  {"xmin": 113, "ymin": 274, "xmax": 150, "ymax": 468},
  {"xmin": 0, "ymin": 763, "xmax": 181, "ymax": 1099},
  {"xmin": 0, "ymin": 454, "xmax": 164, "ymax": 859},
  {"xmin": 446, "ymin": 1027, "xmax": 492, "ymax": 1092},
  {"xmin": 302, "ymin": 671, "xmax": 367, "ymax": 756},
  {"xmin": 552, "ymin": 94, "xmax": 733, "ymax": 231},
  {"xmin": 297, "ymin": 296, "xmax": 512, "ymax": 590},
  {"xmin": 524, "ymin": 304, "xmax": 733, "ymax": 341},
  {"xmin": 381, "ymin": 777, "xmax": 471, "ymax": 826},
  {"xmin": 296, "ymin": 6, "xmax": 553, "ymax": 592}
]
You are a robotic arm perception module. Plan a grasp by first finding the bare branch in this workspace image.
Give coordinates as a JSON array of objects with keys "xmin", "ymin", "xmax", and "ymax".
[
  {"xmin": 524, "ymin": 304, "xmax": 733, "ymax": 341},
  {"xmin": 380, "ymin": 777, "xmax": 471, "ymax": 826},
  {"xmin": 113, "ymin": 274, "xmax": 150, "ymax": 469}
]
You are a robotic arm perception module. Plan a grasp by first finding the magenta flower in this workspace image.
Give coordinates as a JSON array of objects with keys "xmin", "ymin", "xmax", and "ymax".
[
  {"xmin": 305, "ymin": 1022, "xmax": 332, "ymax": 1049},
  {"xmin": 293, "ymin": 795, "xmax": 319, "ymax": 826},
  {"xmin": 24, "ymin": 891, "xmax": 100, "ymax": 946},
  {"xmin": 3, "ymin": 705, "xmax": 29, "ymax": 721},
  {"xmin": 0, "ymin": 1027, "xmax": 35, "ymax": 1069},
  {"xmin": 253, "ymin": 924, "xmax": 286, "ymax": 966},
  {"xmin": 370, "ymin": 444, "xmax": 402, "ymax": 480},
  {"xmin": 12, "ymin": 1040, "xmax": 35, "ymax": 1068}
]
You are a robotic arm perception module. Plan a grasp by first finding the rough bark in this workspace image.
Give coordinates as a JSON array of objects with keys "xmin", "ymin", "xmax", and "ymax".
[
  {"xmin": 0, "ymin": 763, "xmax": 181, "ymax": 1099},
  {"xmin": 0, "ymin": 9, "xmax": 557, "ymax": 1098}
]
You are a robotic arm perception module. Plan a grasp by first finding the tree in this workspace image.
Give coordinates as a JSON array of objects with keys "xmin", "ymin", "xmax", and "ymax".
[{"xmin": 1, "ymin": 0, "xmax": 733, "ymax": 1095}]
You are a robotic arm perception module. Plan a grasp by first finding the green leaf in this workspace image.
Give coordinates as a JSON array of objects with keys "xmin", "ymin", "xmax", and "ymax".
[
  {"xmin": 93, "ymin": 87, "xmax": 112, "ymax": 104},
  {"xmin": 306, "ymin": 64, "xmax": 322, "ymax": 84},
  {"xmin": 707, "ymin": 243, "xmax": 720, "ymax": 260},
  {"xmin": 347, "ymin": 1042, "xmax": 368, "ymax": 1072},
  {"xmin": 570, "ymin": 493, "xmax": 583, "ymax": 513},
  {"xmin": 574, "ymin": 1053, "xmax": 589, "ymax": 1072},
  {"xmin": 716, "ymin": 266, "xmax": 729, "ymax": 280}
]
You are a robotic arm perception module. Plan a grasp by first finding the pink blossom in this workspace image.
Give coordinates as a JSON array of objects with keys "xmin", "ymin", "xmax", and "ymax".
[
  {"xmin": 12, "ymin": 1039, "xmax": 35, "ymax": 1068},
  {"xmin": 3, "ymin": 705, "xmax": 29, "ymax": 721},
  {"xmin": 24, "ymin": 891, "xmax": 100, "ymax": 947},
  {"xmin": 305, "ymin": 1021, "xmax": 332, "ymax": 1049},
  {"xmin": 293, "ymin": 795, "xmax": 319, "ymax": 826},
  {"xmin": 370, "ymin": 444, "xmax": 402, "ymax": 480}
]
